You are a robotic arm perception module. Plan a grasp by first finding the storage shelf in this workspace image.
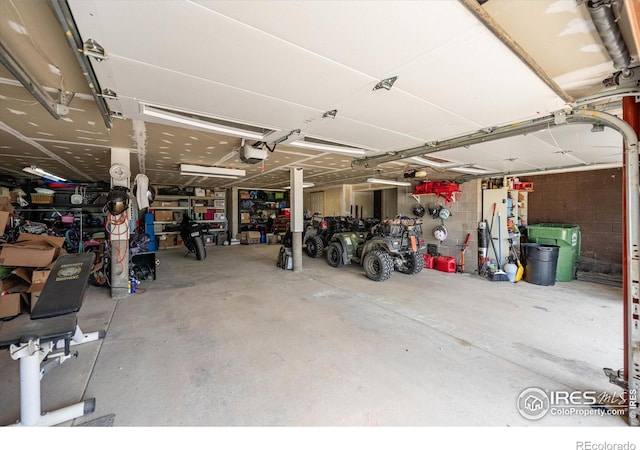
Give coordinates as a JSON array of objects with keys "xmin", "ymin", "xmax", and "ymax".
[{"xmin": 152, "ymin": 192, "xmax": 227, "ymax": 250}]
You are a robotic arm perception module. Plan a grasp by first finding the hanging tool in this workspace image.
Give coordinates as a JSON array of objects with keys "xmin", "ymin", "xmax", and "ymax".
[
  {"xmin": 491, "ymin": 212, "xmax": 509, "ymax": 281},
  {"xmin": 457, "ymin": 233, "xmax": 471, "ymax": 273},
  {"xmin": 508, "ymin": 237, "xmax": 524, "ymax": 282}
]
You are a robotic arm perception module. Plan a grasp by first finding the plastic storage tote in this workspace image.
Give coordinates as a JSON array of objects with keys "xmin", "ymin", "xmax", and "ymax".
[{"xmin": 527, "ymin": 223, "xmax": 580, "ymax": 282}]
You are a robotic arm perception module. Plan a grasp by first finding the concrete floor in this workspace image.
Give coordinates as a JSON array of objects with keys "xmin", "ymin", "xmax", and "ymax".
[{"xmin": 0, "ymin": 243, "xmax": 629, "ymax": 428}]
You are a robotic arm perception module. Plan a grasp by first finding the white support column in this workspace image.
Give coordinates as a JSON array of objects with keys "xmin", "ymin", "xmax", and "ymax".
[
  {"xmin": 110, "ymin": 147, "xmax": 131, "ymax": 299},
  {"xmin": 290, "ymin": 168, "xmax": 304, "ymax": 272}
]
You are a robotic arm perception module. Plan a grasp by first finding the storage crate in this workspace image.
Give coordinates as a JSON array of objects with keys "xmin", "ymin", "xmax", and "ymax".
[{"xmin": 30, "ymin": 194, "xmax": 54, "ymax": 204}]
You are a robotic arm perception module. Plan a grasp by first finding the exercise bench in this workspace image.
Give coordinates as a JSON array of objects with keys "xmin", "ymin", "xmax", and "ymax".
[{"xmin": 0, "ymin": 252, "xmax": 105, "ymax": 426}]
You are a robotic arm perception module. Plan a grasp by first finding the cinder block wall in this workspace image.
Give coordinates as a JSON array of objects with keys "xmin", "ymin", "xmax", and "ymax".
[
  {"xmin": 397, "ymin": 179, "xmax": 482, "ymax": 273},
  {"xmin": 523, "ymin": 168, "xmax": 623, "ymax": 274}
]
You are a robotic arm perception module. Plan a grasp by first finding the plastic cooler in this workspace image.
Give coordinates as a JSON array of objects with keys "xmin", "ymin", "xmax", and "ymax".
[{"xmin": 527, "ymin": 223, "xmax": 580, "ymax": 281}]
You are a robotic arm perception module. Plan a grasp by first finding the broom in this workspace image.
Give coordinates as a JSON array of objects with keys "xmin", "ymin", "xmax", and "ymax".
[{"xmin": 490, "ymin": 212, "xmax": 510, "ymax": 281}]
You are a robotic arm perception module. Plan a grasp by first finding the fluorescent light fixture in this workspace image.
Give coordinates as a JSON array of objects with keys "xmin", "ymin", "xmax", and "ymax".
[
  {"xmin": 180, "ymin": 172, "xmax": 239, "ymax": 180},
  {"xmin": 142, "ymin": 104, "xmax": 265, "ymax": 140},
  {"xmin": 409, "ymin": 157, "xmax": 460, "ymax": 169},
  {"xmin": 451, "ymin": 166, "xmax": 489, "ymax": 174},
  {"xmin": 180, "ymin": 164, "xmax": 245, "ymax": 179},
  {"xmin": 284, "ymin": 182, "xmax": 315, "ymax": 189},
  {"xmin": 367, "ymin": 178, "xmax": 411, "ymax": 187},
  {"xmin": 23, "ymin": 166, "xmax": 67, "ymax": 182},
  {"xmin": 289, "ymin": 140, "xmax": 366, "ymax": 156}
]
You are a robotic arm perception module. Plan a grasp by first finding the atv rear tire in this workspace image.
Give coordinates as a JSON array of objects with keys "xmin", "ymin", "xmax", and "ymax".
[
  {"xmin": 327, "ymin": 242, "xmax": 344, "ymax": 267},
  {"xmin": 363, "ymin": 250, "xmax": 394, "ymax": 282},
  {"xmin": 305, "ymin": 235, "xmax": 324, "ymax": 258},
  {"xmin": 400, "ymin": 250, "xmax": 424, "ymax": 275}
]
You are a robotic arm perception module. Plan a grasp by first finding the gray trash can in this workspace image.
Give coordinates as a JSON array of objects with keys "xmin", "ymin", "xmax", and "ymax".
[{"xmin": 522, "ymin": 243, "xmax": 560, "ymax": 286}]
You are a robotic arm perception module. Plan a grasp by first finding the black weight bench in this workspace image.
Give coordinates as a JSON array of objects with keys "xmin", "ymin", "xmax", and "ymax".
[{"xmin": 0, "ymin": 252, "xmax": 105, "ymax": 426}]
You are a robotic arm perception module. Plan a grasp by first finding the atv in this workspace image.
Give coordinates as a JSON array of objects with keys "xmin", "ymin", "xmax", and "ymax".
[
  {"xmin": 326, "ymin": 217, "xmax": 424, "ymax": 281},
  {"xmin": 303, "ymin": 215, "xmax": 352, "ymax": 258}
]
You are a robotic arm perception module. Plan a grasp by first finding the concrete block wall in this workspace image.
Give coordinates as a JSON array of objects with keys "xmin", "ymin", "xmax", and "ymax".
[
  {"xmin": 523, "ymin": 168, "xmax": 623, "ymax": 275},
  {"xmin": 396, "ymin": 179, "xmax": 482, "ymax": 273}
]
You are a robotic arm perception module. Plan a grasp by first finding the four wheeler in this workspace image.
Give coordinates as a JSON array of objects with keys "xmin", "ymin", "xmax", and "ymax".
[
  {"xmin": 326, "ymin": 217, "xmax": 424, "ymax": 282},
  {"xmin": 303, "ymin": 215, "xmax": 352, "ymax": 258}
]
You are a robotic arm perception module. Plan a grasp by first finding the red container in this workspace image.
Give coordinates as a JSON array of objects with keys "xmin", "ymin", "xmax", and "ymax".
[
  {"xmin": 436, "ymin": 256, "xmax": 457, "ymax": 273},
  {"xmin": 423, "ymin": 254, "xmax": 437, "ymax": 269}
]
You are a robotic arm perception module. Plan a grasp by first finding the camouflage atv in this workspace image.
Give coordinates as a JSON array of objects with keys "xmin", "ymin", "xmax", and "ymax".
[
  {"xmin": 326, "ymin": 217, "xmax": 425, "ymax": 281},
  {"xmin": 303, "ymin": 215, "xmax": 357, "ymax": 258}
]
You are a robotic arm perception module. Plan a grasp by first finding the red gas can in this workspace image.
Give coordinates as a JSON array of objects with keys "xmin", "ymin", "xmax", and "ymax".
[
  {"xmin": 423, "ymin": 254, "xmax": 437, "ymax": 269},
  {"xmin": 436, "ymin": 256, "xmax": 457, "ymax": 273}
]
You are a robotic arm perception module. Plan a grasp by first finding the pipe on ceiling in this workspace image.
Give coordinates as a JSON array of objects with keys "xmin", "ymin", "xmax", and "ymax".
[
  {"xmin": 587, "ymin": 0, "xmax": 632, "ymax": 71},
  {"xmin": 350, "ymin": 109, "xmax": 633, "ymax": 180}
]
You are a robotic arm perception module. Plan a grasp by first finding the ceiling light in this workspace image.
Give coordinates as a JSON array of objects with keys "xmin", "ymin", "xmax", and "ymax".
[
  {"xmin": 373, "ymin": 76, "xmax": 398, "ymax": 91},
  {"xmin": 409, "ymin": 157, "xmax": 462, "ymax": 169},
  {"xmin": 451, "ymin": 166, "xmax": 489, "ymax": 174},
  {"xmin": 367, "ymin": 178, "xmax": 411, "ymax": 187},
  {"xmin": 290, "ymin": 140, "xmax": 366, "ymax": 156},
  {"xmin": 142, "ymin": 104, "xmax": 265, "ymax": 140},
  {"xmin": 284, "ymin": 183, "xmax": 315, "ymax": 189},
  {"xmin": 180, "ymin": 172, "xmax": 239, "ymax": 180},
  {"xmin": 180, "ymin": 164, "xmax": 246, "ymax": 179},
  {"xmin": 23, "ymin": 166, "xmax": 68, "ymax": 182}
]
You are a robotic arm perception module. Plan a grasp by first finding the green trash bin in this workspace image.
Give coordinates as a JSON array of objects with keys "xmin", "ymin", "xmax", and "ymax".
[{"xmin": 526, "ymin": 223, "xmax": 581, "ymax": 281}]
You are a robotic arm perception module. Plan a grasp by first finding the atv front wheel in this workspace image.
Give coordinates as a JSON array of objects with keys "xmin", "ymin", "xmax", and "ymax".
[
  {"xmin": 305, "ymin": 235, "xmax": 324, "ymax": 258},
  {"xmin": 399, "ymin": 250, "xmax": 424, "ymax": 275},
  {"xmin": 327, "ymin": 242, "xmax": 344, "ymax": 267},
  {"xmin": 363, "ymin": 250, "xmax": 394, "ymax": 281}
]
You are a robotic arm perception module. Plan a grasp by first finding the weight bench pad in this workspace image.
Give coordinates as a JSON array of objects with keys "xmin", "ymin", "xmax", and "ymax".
[
  {"xmin": 31, "ymin": 252, "xmax": 95, "ymax": 320},
  {"xmin": 0, "ymin": 313, "xmax": 77, "ymax": 349}
]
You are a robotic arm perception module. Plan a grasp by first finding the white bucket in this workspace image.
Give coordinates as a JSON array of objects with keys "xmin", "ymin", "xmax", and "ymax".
[{"xmin": 504, "ymin": 263, "xmax": 518, "ymax": 282}]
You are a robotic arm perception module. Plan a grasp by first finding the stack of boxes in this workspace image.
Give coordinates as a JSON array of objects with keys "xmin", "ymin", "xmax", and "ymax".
[
  {"xmin": 238, "ymin": 231, "xmax": 261, "ymax": 245},
  {"xmin": 0, "ymin": 232, "xmax": 67, "ymax": 319}
]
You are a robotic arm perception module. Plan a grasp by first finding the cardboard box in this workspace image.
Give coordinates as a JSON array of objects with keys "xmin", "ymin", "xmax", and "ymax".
[
  {"xmin": 158, "ymin": 201, "xmax": 179, "ymax": 207},
  {"xmin": 0, "ymin": 211, "xmax": 9, "ymax": 236},
  {"xmin": 193, "ymin": 206, "xmax": 207, "ymax": 214},
  {"xmin": 2, "ymin": 267, "xmax": 32, "ymax": 290},
  {"xmin": 0, "ymin": 234, "xmax": 65, "ymax": 268},
  {"xmin": 0, "ymin": 196, "xmax": 14, "ymax": 234},
  {"xmin": 27, "ymin": 269, "xmax": 51, "ymax": 293},
  {"xmin": 240, "ymin": 212, "xmax": 250, "ymax": 223},
  {"xmin": 0, "ymin": 292, "xmax": 25, "ymax": 319},
  {"xmin": 30, "ymin": 291, "xmax": 41, "ymax": 312},
  {"xmin": 154, "ymin": 210, "xmax": 175, "ymax": 222},
  {"xmin": 239, "ymin": 231, "xmax": 261, "ymax": 244}
]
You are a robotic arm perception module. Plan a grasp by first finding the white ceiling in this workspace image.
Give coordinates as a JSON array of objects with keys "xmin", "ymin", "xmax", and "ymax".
[{"xmin": 0, "ymin": 0, "xmax": 638, "ymax": 190}]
